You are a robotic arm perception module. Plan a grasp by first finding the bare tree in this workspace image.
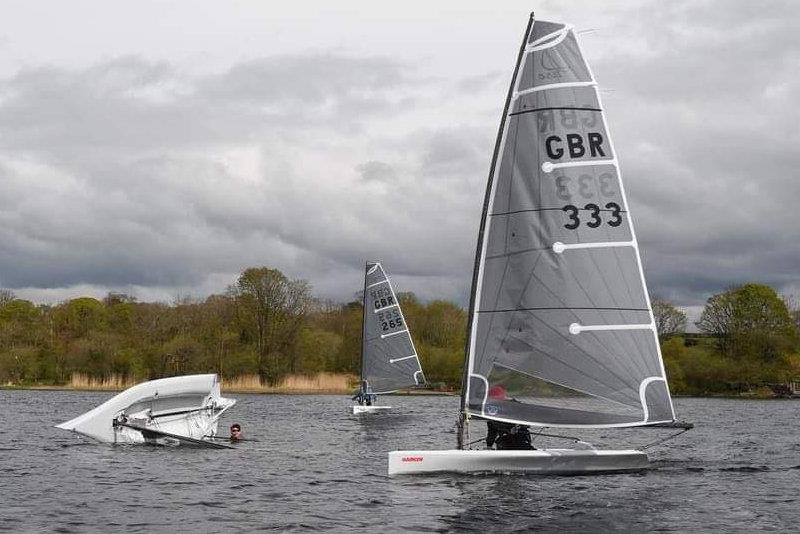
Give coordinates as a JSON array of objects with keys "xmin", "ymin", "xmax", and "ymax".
[
  {"xmin": 651, "ymin": 298, "xmax": 687, "ymax": 339},
  {"xmin": 0, "ymin": 289, "xmax": 15, "ymax": 306}
]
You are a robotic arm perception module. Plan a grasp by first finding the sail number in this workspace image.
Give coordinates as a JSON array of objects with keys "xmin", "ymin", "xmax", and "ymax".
[
  {"xmin": 377, "ymin": 309, "xmax": 404, "ymax": 331},
  {"xmin": 555, "ymin": 172, "xmax": 616, "ymax": 200},
  {"xmin": 562, "ymin": 203, "xmax": 622, "ymax": 229},
  {"xmin": 369, "ymin": 287, "xmax": 395, "ymax": 310}
]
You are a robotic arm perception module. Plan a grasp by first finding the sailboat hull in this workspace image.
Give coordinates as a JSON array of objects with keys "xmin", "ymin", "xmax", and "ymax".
[
  {"xmin": 388, "ymin": 449, "xmax": 649, "ymax": 476},
  {"xmin": 352, "ymin": 405, "xmax": 392, "ymax": 414}
]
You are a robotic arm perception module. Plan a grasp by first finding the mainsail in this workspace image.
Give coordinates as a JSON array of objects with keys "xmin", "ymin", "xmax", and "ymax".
[
  {"xmin": 361, "ymin": 261, "xmax": 425, "ymax": 394},
  {"xmin": 462, "ymin": 15, "xmax": 676, "ymax": 428}
]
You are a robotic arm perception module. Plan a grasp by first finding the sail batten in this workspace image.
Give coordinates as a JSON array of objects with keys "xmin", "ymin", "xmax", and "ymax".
[
  {"xmin": 461, "ymin": 15, "xmax": 676, "ymax": 429},
  {"xmin": 361, "ymin": 261, "xmax": 425, "ymax": 394}
]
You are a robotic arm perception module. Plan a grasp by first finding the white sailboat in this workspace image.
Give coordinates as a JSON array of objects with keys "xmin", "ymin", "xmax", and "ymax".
[
  {"xmin": 352, "ymin": 261, "xmax": 425, "ymax": 414},
  {"xmin": 388, "ymin": 14, "xmax": 690, "ymax": 475},
  {"xmin": 57, "ymin": 374, "xmax": 236, "ymax": 448}
]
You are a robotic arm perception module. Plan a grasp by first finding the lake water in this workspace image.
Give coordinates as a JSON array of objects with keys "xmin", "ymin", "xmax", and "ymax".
[{"xmin": 0, "ymin": 391, "xmax": 797, "ymax": 533}]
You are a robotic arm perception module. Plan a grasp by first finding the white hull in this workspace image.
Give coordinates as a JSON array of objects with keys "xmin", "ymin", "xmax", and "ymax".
[
  {"xmin": 352, "ymin": 405, "xmax": 392, "ymax": 414},
  {"xmin": 388, "ymin": 449, "xmax": 649, "ymax": 476},
  {"xmin": 56, "ymin": 374, "xmax": 235, "ymax": 444}
]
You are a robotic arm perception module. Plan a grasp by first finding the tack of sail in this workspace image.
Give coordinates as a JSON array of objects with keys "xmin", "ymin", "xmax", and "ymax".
[
  {"xmin": 361, "ymin": 262, "xmax": 425, "ymax": 394},
  {"xmin": 463, "ymin": 20, "xmax": 676, "ymax": 428}
]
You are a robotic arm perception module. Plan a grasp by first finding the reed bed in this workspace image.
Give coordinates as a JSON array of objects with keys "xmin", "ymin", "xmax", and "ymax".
[
  {"xmin": 223, "ymin": 373, "xmax": 356, "ymax": 394},
  {"xmin": 63, "ymin": 372, "xmax": 356, "ymax": 394},
  {"xmin": 68, "ymin": 373, "xmax": 138, "ymax": 391}
]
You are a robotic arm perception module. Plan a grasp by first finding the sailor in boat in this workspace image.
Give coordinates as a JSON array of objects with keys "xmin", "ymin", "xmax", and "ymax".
[
  {"xmin": 485, "ymin": 386, "xmax": 535, "ymax": 451},
  {"xmin": 229, "ymin": 423, "xmax": 242, "ymax": 442},
  {"xmin": 352, "ymin": 380, "xmax": 377, "ymax": 406}
]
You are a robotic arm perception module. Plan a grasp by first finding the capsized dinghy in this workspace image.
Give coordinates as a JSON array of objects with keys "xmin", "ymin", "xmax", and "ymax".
[
  {"xmin": 389, "ymin": 14, "xmax": 691, "ymax": 475},
  {"xmin": 352, "ymin": 261, "xmax": 426, "ymax": 414},
  {"xmin": 56, "ymin": 374, "xmax": 235, "ymax": 447}
]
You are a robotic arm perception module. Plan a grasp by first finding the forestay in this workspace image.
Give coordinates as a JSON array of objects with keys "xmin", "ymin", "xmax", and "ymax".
[
  {"xmin": 463, "ymin": 17, "xmax": 676, "ymax": 428},
  {"xmin": 362, "ymin": 262, "xmax": 425, "ymax": 394}
]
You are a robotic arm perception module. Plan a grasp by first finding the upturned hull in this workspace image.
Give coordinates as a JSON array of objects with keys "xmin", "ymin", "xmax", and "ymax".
[{"xmin": 388, "ymin": 449, "xmax": 649, "ymax": 475}]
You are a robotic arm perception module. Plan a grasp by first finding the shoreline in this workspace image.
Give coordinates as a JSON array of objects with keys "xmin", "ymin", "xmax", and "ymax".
[
  {"xmin": 0, "ymin": 384, "xmax": 458, "ymax": 396},
  {"xmin": 0, "ymin": 384, "xmax": 792, "ymax": 399}
]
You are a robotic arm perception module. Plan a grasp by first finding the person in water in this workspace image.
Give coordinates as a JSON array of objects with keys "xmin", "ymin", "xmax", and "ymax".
[
  {"xmin": 229, "ymin": 423, "xmax": 242, "ymax": 442},
  {"xmin": 485, "ymin": 385, "xmax": 535, "ymax": 450}
]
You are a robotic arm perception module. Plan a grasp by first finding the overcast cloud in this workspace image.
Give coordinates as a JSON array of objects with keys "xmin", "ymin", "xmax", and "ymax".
[{"xmin": 0, "ymin": 0, "xmax": 798, "ymax": 316}]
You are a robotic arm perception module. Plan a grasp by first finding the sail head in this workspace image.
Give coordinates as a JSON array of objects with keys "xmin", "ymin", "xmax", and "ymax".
[{"xmin": 463, "ymin": 17, "xmax": 676, "ymax": 428}]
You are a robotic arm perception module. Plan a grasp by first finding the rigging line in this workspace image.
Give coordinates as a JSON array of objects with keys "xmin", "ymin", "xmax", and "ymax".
[
  {"xmin": 639, "ymin": 427, "xmax": 693, "ymax": 451},
  {"xmin": 509, "ymin": 106, "xmax": 602, "ymax": 117},
  {"xmin": 477, "ymin": 306, "xmax": 650, "ymax": 313},
  {"xmin": 148, "ymin": 406, "xmax": 213, "ymax": 419}
]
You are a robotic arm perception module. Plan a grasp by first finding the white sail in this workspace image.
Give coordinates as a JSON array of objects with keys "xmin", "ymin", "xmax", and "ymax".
[
  {"xmin": 461, "ymin": 17, "xmax": 676, "ymax": 428},
  {"xmin": 56, "ymin": 374, "xmax": 235, "ymax": 444},
  {"xmin": 361, "ymin": 261, "xmax": 425, "ymax": 394}
]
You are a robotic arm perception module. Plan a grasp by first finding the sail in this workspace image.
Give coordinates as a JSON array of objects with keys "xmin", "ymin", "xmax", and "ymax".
[
  {"xmin": 56, "ymin": 374, "xmax": 236, "ymax": 443},
  {"xmin": 361, "ymin": 261, "xmax": 425, "ymax": 394},
  {"xmin": 462, "ymin": 15, "xmax": 676, "ymax": 428}
]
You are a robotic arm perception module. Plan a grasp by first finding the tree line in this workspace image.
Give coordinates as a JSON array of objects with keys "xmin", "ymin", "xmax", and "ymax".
[
  {"xmin": 654, "ymin": 284, "xmax": 799, "ymax": 395},
  {"xmin": 1, "ymin": 269, "xmax": 798, "ymax": 395},
  {"xmin": 0, "ymin": 267, "xmax": 464, "ymax": 389}
]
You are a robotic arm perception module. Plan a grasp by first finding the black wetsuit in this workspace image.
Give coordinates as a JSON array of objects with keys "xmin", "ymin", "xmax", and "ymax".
[
  {"xmin": 486, "ymin": 420, "xmax": 535, "ymax": 450},
  {"xmin": 352, "ymin": 392, "xmax": 376, "ymax": 406}
]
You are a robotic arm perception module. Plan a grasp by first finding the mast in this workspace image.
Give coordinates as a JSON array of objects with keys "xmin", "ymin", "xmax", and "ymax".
[
  {"xmin": 360, "ymin": 261, "xmax": 369, "ymax": 392},
  {"xmin": 459, "ymin": 12, "xmax": 536, "ymax": 448}
]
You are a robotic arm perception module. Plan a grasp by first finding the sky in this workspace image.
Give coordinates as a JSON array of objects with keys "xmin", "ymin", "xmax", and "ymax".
[{"xmin": 0, "ymin": 0, "xmax": 798, "ymax": 324}]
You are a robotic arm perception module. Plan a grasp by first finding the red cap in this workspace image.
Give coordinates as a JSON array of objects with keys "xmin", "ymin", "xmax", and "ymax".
[{"xmin": 487, "ymin": 385, "xmax": 507, "ymax": 400}]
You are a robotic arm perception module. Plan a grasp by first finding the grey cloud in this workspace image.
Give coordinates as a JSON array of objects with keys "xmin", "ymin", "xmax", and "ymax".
[
  {"xmin": 1, "ymin": 3, "xmax": 798, "ymax": 311},
  {"xmin": 357, "ymin": 161, "xmax": 396, "ymax": 183}
]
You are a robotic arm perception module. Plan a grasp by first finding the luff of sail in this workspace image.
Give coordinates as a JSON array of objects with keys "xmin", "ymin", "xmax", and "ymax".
[
  {"xmin": 361, "ymin": 262, "xmax": 425, "ymax": 394},
  {"xmin": 463, "ymin": 16, "xmax": 676, "ymax": 428}
]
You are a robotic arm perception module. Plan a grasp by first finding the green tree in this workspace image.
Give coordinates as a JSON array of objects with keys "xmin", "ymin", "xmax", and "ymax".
[
  {"xmin": 230, "ymin": 267, "xmax": 312, "ymax": 383},
  {"xmin": 697, "ymin": 284, "xmax": 797, "ymax": 360}
]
